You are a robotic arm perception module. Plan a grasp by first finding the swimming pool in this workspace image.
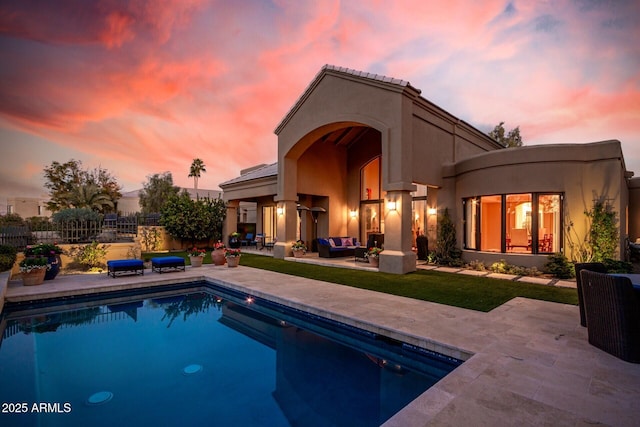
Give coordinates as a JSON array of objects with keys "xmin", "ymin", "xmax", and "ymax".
[{"xmin": 0, "ymin": 281, "xmax": 462, "ymax": 426}]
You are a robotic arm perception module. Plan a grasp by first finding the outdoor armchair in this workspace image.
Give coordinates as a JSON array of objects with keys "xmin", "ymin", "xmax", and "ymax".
[
  {"xmin": 575, "ymin": 262, "xmax": 607, "ymax": 327},
  {"xmin": 580, "ymin": 270, "xmax": 640, "ymax": 363}
]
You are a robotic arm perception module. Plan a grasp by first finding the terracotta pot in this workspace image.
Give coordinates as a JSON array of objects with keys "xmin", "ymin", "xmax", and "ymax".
[
  {"xmin": 226, "ymin": 256, "xmax": 240, "ymax": 268},
  {"xmin": 292, "ymin": 249, "xmax": 305, "ymax": 258},
  {"xmin": 211, "ymin": 249, "xmax": 226, "ymax": 265},
  {"xmin": 22, "ymin": 268, "xmax": 46, "ymax": 286},
  {"xmin": 368, "ymin": 256, "xmax": 379, "ymax": 268},
  {"xmin": 189, "ymin": 256, "xmax": 203, "ymax": 267}
]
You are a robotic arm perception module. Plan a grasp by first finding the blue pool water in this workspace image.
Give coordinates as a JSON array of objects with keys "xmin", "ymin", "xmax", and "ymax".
[{"xmin": 0, "ymin": 282, "xmax": 461, "ymax": 426}]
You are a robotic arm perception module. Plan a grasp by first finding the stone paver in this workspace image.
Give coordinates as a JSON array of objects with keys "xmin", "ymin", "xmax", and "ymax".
[
  {"xmin": 3, "ymin": 263, "xmax": 639, "ymax": 426},
  {"xmin": 517, "ymin": 276, "xmax": 553, "ymax": 285}
]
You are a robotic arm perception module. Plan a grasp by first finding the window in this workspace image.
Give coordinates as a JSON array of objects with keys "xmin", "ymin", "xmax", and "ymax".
[
  {"xmin": 506, "ymin": 194, "xmax": 532, "ymax": 253},
  {"xmin": 360, "ymin": 157, "xmax": 380, "ymax": 200},
  {"xmin": 7, "ymin": 205, "xmax": 13, "ymax": 214},
  {"xmin": 480, "ymin": 195, "xmax": 502, "ymax": 252},
  {"xmin": 262, "ymin": 206, "xmax": 277, "ymax": 244},
  {"xmin": 537, "ymin": 194, "xmax": 561, "ymax": 253},
  {"xmin": 412, "ymin": 184, "xmax": 428, "ymax": 247},
  {"xmin": 360, "ymin": 157, "xmax": 384, "ymax": 243},
  {"xmin": 464, "ymin": 193, "xmax": 562, "ymax": 254}
]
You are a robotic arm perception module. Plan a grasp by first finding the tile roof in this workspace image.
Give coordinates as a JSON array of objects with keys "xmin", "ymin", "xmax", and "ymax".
[{"xmin": 219, "ymin": 162, "xmax": 278, "ymax": 187}]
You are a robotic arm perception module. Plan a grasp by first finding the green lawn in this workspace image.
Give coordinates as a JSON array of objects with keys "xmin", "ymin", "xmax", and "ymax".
[
  {"xmin": 144, "ymin": 251, "xmax": 578, "ymax": 312},
  {"xmin": 243, "ymin": 253, "xmax": 579, "ymax": 311}
]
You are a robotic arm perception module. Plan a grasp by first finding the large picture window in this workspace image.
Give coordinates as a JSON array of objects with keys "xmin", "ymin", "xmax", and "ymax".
[
  {"xmin": 360, "ymin": 157, "xmax": 384, "ymax": 244},
  {"xmin": 464, "ymin": 193, "xmax": 562, "ymax": 254},
  {"xmin": 262, "ymin": 206, "xmax": 277, "ymax": 244}
]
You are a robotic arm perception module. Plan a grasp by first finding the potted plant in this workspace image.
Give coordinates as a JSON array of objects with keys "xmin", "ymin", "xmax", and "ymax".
[
  {"xmin": 188, "ymin": 247, "xmax": 206, "ymax": 267},
  {"xmin": 211, "ymin": 241, "xmax": 226, "ymax": 265},
  {"xmin": 228, "ymin": 232, "xmax": 242, "ymax": 248},
  {"xmin": 224, "ymin": 248, "xmax": 241, "ymax": 268},
  {"xmin": 291, "ymin": 240, "xmax": 307, "ymax": 258},
  {"xmin": 25, "ymin": 243, "xmax": 63, "ymax": 280},
  {"xmin": 366, "ymin": 247, "xmax": 383, "ymax": 267},
  {"xmin": 19, "ymin": 256, "xmax": 49, "ymax": 286}
]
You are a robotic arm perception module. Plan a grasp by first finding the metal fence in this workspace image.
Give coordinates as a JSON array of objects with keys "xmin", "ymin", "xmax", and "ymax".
[{"xmin": 0, "ymin": 213, "xmax": 161, "ymax": 250}]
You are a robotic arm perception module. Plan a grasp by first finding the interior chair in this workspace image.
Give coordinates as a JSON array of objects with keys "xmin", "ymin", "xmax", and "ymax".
[
  {"xmin": 575, "ymin": 262, "xmax": 607, "ymax": 327},
  {"xmin": 580, "ymin": 270, "xmax": 640, "ymax": 363}
]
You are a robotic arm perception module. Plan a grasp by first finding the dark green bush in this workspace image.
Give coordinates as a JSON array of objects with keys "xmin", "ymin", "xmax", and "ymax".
[
  {"xmin": 52, "ymin": 208, "xmax": 101, "ymax": 223},
  {"xmin": 603, "ymin": 258, "xmax": 633, "ymax": 273},
  {"xmin": 545, "ymin": 253, "xmax": 574, "ymax": 279},
  {"xmin": 0, "ymin": 245, "xmax": 18, "ymax": 272}
]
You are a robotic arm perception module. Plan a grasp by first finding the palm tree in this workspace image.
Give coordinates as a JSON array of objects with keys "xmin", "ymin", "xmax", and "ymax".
[
  {"xmin": 188, "ymin": 158, "xmax": 206, "ymax": 191},
  {"xmin": 68, "ymin": 184, "xmax": 115, "ymax": 213}
]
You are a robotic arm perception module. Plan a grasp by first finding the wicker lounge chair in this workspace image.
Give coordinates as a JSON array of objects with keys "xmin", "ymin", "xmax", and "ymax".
[
  {"xmin": 580, "ymin": 270, "xmax": 640, "ymax": 363},
  {"xmin": 575, "ymin": 262, "xmax": 607, "ymax": 327}
]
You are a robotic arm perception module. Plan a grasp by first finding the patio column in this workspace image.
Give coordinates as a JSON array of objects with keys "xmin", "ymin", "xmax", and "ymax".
[
  {"xmin": 223, "ymin": 200, "xmax": 239, "ymax": 245},
  {"xmin": 379, "ymin": 189, "xmax": 416, "ymax": 274},
  {"xmin": 273, "ymin": 199, "xmax": 298, "ymax": 259}
]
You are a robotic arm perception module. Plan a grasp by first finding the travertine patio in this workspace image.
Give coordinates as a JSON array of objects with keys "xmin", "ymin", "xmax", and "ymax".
[{"xmin": 2, "ymin": 261, "xmax": 639, "ymax": 426}]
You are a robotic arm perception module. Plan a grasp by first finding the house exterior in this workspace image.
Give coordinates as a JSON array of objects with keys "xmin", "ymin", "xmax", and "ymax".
[{"xmin": 220, "ymin": 65, "xmax": 638, "ymax": 274}]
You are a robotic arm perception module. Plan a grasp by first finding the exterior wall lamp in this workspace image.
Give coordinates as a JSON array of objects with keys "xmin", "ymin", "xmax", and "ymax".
[
  {"xmin": 277, "ymin": 206, "xmax": 284, "ymax": 216},
  {"xmin": 428, "ymin": 207, "xmax": 437, "ymax": 216},
  {"xmin": 349, "ymin": 210, "xmax": 357, "ymax": 219},
  {"xmin": 387, "ymin": 201, "xmax": 397, "ymax": 211}
]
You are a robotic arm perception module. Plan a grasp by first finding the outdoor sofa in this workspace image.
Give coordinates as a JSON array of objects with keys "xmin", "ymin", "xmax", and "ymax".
[{"xmin": 317, "ymin": 237, "xmax": 359, "ymax": 258}]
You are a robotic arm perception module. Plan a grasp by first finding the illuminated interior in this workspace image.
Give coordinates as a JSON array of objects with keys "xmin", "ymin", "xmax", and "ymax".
[{"xmin": 465, "ymin": 193, "xmax": 562, "ymax": 254}]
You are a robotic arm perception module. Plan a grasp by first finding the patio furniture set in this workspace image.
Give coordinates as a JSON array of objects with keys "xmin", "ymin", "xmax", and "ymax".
[{"xmin": 575, "ymin": 263, "xmax": 640, "ymax": 363}]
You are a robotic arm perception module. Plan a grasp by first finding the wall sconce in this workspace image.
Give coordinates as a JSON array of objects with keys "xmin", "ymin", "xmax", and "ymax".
[
  {"xmin": 387, "ymin": 201, "xmax": 397, "ymax": 211},
  {"xmin": 428, "ymin": 207, "xmax": 437, "ymax": 216},
  {"xmin": 349, "ymin": 210, "xmax": 357, "ymax": 219},
  {"xmin": 276, "ymin": 206, "xmax": 284, "ymax": 216}
]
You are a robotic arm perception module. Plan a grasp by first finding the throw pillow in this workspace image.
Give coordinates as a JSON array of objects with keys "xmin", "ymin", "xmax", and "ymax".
[
  {"xmin": 343, "ymin": 237, "xmax": 353, "ymax": 246},
  {"xmin": 328, "ymin": 238, "xmax": 336, "ymax": 247}
]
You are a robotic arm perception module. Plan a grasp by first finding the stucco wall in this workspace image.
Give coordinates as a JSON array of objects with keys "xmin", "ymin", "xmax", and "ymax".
[
  {"xmin": 629, "ymin": 177, "xmax": 640, "ymax": 242},
  {"xmin": 450, "ymin": 140, "xmax": 628, "ymax": 262}
]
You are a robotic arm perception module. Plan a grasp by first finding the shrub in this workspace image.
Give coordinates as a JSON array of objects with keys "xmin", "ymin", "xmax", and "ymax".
[
  {"xmin": 160, "ymin": 192, "xmax": 226, "ymax": 244},
  {"xmin": 68, "ymin": 241, "xmax": 110, "ymax": 270},
  {"xmin": 467, "ymin": 260, "xmax": 486, "ymax": 271},
  {"xmin": 140, "ymin": 226, "xmax": 163, "ymax": 252},
  {"xmin": 602, "ymin": 258, "xmax": 633, "ymax": 273},
  {"xmin": 0, "ymin": 245, "xmax": 17, "ymax": 272},
  {"xmin": 545, "ymin": 253, "xmax": 574, "ymax": 279},
  {"xmin": 434, "ymin": 208, "xmax": 462, "ymax": 266},
  {"xmin": 586, "ymin": 201, "xmax": 618, "ymax": 262},
  {"xmin": 52, "ymin": 208, "xmax": 101, "ymax": 223}
]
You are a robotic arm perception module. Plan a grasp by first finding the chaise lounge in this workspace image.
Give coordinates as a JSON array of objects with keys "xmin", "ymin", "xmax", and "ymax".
[
  {"xmin": 107, "ymin": 259, "xmax": 144, "ymax": 278},
  {"xmin": 151, "ymin": 256, "xmax": 186, "ymax": 273}
]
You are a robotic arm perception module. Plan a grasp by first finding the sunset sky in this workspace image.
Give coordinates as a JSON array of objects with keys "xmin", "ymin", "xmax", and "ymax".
[{"xmin": 1, "ymin": 0, "xmax": 639, "ymax": 205}]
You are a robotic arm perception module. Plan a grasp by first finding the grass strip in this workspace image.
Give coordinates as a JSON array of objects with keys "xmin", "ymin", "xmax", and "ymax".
[{"xmin": 238, "ymin": 254, "xmax": 578, "ymax": 312}]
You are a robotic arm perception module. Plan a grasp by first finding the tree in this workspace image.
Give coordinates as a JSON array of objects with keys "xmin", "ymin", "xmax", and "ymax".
[
  {"xmin": 43, "ymin": 159, "xmax": 121, "ymax": 212},
  {"xmin": 188, "ymin": 158, "xmax": 206, "ymax": 191},
  {"xmin": 160, "ymin": 192, "xmax": 226, "ymax": 245},
  {"xmin": 488, "ymin": 122, "xmax": 523, "ymax": 147},
  {"xmin": 139, "ymin": 172, "xmax": 180, "ymax": 214},
  {"xmin": 67, "ymin": 184, "xmax": 115, "ymax": 213}
]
